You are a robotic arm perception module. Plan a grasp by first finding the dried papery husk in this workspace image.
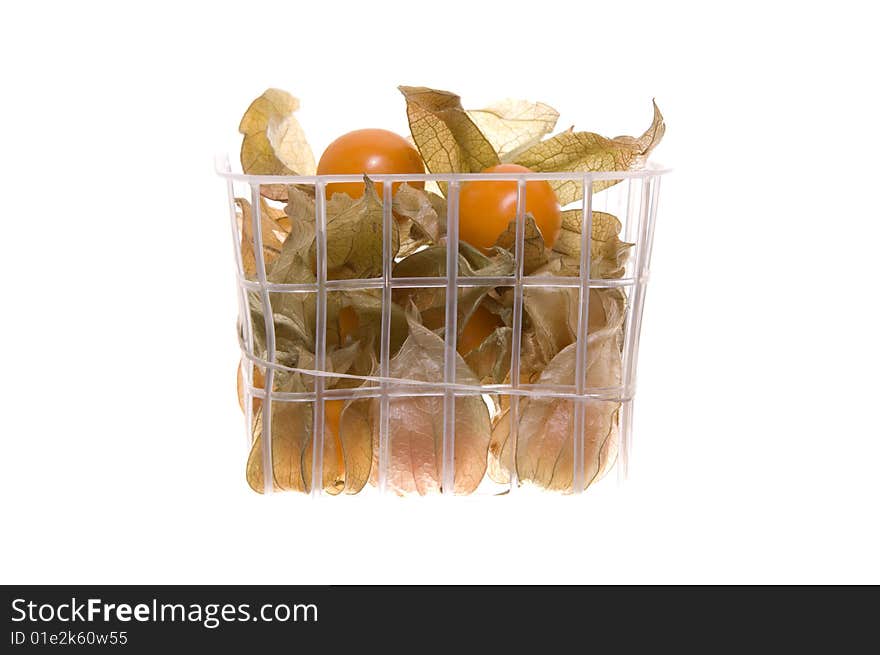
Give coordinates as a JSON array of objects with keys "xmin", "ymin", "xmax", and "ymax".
[
  {"xmin": 489, "ymin": 289, "xmax": 625, "ymax": 491},
  {"xmin": 367, "ymin": 309, "xmax": 491, "ymax": 495},
  {"xmin": 246, "ymin": 364, "xmax": 313, "ymax": 493},
  {"xmin": 391, "ymin": 244, "xmax": 514, "ymax": 341},
  {"xmin": 247, "ymin": 347, "xmax": 378, "ymax": 495},
  {"xmin": 467, "ymin": 99, "xmax": 560, "ymax": 162},
  {"xmin": 493, "ymin": 213, "xmax": 549, "ymax": 275},
  {"xmin": 464, "ymin": 326, "xmax": 513, "ymax": 385},
  {"xmin": 553, "ymin": 210, "xmax": 633, "ymax": 279},
  {"xmin": 235, "ymin": 197, "xmax": 290, "ymax": 278},
  {"xmin": 239, "ymin": 88, "xmax": 316, "ymax": 201},
  {"xmin": 392, "ymin": 183, "xmax": 446, "ymax": 247},
  {"xmin": 514, "ymin": 100, "xmax": 664, "ymax": 204},
  {"xmin": 301, "ymin": 387, "xmax": 374, "ymax": 496},
  {"xmin": 399, "ymin": 85, "xmax": 500, "ymax": 194}
]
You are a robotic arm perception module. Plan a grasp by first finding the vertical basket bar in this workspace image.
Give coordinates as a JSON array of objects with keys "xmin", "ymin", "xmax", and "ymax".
[
  {"xmin": 237, "ymin": 283, "xmax": 255, "ymax": 447},
  {"xmin": 625, "ymin": 176, "xmax": 655, "ymax": 393},
  {"xmin": 617, "ymin": 177, "xmax": 637, "ymax": 482},
  {"xmin": 643, "ymin": 176, "xmax": 663, "ymax": 273},
  {"xmin": 572, "ymin": 175, "xmax": 595, "ymax": 493},
  {"xmin": 441, "ymin": 181, "xmax": 460, "ymax": 495},
  {"xmin": 618, "ymin": 400, "xmax": 634, "ymax": 482},
  {"xmin": 507, "ymin": 178, "xmax": 528, "ymax": 492},
  {"xmin": 378, "ymin": 181, "xmax": 394, "ymax": 495},
  {"xmin": 624, "ymin": 177, "xmax": 639, "ymax": 244},
  {"xmin": 311, "ymin": 182, "xmax": 328, "ymax": 497},
  {"xmin": 226, "ymin": 179, "xmax": 255, "ymax": 447},
  {"xmin": 249, "ymin": 184, "xmax": 276, "ymax": 495},
  {"xmin": 618, "ymin": 176, "xmax": 653, "ymax": 479}
]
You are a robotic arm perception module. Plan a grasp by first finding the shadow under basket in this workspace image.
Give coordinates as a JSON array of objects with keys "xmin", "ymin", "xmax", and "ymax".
[{"xmin": 218, "ymin": 156, "xmax": 669, "ymax": 497}]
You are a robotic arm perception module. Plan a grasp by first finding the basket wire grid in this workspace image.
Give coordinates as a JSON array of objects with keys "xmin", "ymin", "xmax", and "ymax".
[{"xmin": 217, "ymin": 157, "xmax": 667, "ymax": 496}]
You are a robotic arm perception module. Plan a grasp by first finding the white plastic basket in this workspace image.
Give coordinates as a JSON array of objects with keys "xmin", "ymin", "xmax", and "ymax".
[{"xmin": 217, "ymin": 156, "xmax": 668, "ymax": 497}]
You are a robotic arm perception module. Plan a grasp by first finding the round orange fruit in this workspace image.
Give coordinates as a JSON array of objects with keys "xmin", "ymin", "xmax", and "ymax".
[
  {"xmin": 316, "ymin": 128, "xmax": 424, "ymax": 200},
  {"xmin": 458, "ymin": 163, "xmax": 561, "ymax": 251}
]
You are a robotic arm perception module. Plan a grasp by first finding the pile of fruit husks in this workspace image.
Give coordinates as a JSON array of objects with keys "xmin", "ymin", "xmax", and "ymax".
[{"xmin": 233, "ymin": 86, "xmax": 664, "ymax": 495}]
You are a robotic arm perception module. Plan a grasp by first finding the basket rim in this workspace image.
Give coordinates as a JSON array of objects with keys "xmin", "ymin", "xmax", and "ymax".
[{"xmin": 214, "ymin": 154, "xmax": 671, "ymax": 184}]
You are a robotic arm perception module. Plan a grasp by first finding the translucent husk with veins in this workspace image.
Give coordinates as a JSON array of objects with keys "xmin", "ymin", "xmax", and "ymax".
[
  {"xmin": 367, "ymin": 309, "xmax": 491, "ymax": 496},
  {"xmin": 488, "ymin": 288, "xmax": 626, "ymax": 492}
]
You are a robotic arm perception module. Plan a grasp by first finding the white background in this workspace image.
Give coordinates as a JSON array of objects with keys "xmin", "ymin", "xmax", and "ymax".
[{"xmin": 2, "ymin": 0, "xmax": 878, "ymax": 584}]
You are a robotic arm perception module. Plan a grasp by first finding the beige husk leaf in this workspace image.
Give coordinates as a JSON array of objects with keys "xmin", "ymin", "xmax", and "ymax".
[
  {"xmin": 332, "ymin": 395, "xmax": 377, "ymax": 494},
  {"xmin": 464, "ymin": 325, "xmax": 512, "ymax": 384},
  {"xmin": 489, "ymin": 289, "xmax": 624, "ymax": 491},
  {"xmin": 514, "ymin": 100, "xmax": 664, "ymax": 204},
  {"xmin": 392, "ymin": 183, "xmax": 446, "ymax": 245},
  {"xmin": 392, "ymin": 243, "xmax": 514, "ymax": 338},
  {"xmin": 235, "ymin": 197, "xmax": 290, "ymax": 278},
  {"xmin": 243, "ymin": 177, "xmax": 398, "ymax": 494},
  {"xmin": 244, "ymin": 304, "xmax": 386, "ymax": 495},
  {"xmin": 246, "ymin": 357, "xmax": 314, "ymax": 494},
  {"xmin": 300, "ymin": 360, "xmax": 378, "ymax": 496},
  {"xmin": 316, "ymin": 177, "xmax": 400, "ymax": 280},
  {"xmin": 398, "ymin": 86, "xmax": 500, "ymax": 190},
  {"xmin": 488, "ymin": 203, "xmax": 632, "ymax": 489},
  {"xmin": 391, "ymin": 184, "xmax": 447, "ymax": 257},
  {"xmin": 367, "ymin": 308, "xmax": 491, "ymax": 495},
  {"xmin": 467, "ymin": 99, "xmax": 559, "ymax": 162},
  {"xmin": 325, "ymin": 289, "xmax": 409, "ymax": 357},
  {"xmin": 493, "ymin": 213, "xmax": 549, "ymax": 275},
  {"xmin": 246, "ymin": 347, "xmax": 376, "ymax": 494},
  {"xmin": 239, "ymin": 89, "xmax": 316, "ymax": 200},
  {"xmin": 553, "ymin": 210, "xmax": 633, "ymax": 279}
]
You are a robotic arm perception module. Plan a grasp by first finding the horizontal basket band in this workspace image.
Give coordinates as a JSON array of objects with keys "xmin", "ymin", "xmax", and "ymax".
[
  {"xmin": 236, "ymin": 274, "xmax": 648, "ymax": 293},
  {"xmin": 238, "ymin": 350, "xmax": 633, "ymax": 402}
]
